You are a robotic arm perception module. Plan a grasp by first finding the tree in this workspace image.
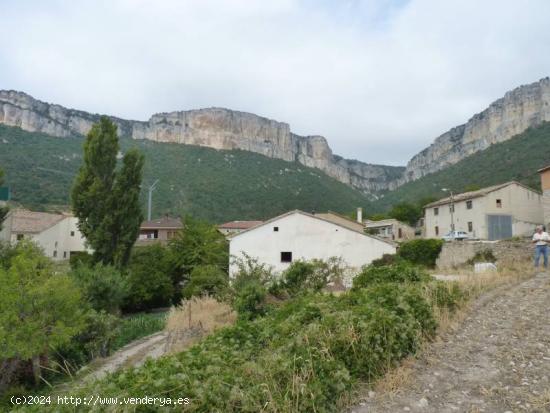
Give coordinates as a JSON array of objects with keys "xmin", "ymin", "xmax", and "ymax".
[
  {"xmin": 182, "ymin": 265, "xmax": 229, "ymax": 300},
  {"xmin": 124, "ymin": 244, "xmax": 174, "ymax": 312},
  {"xmin": 389, "ymin": 202, "xmax": 422, "ymax": 226},
  {"xmin": 71, "ymin": 117, "xmax": 145, "ymax": 267},
  {"xmin": 70, "ymin": 264, "xmax": 129, "ymax": 314},
  {"xmin": 0, "ymin": 167, "xmax": 8, "ymax": 231},
  {"xmin": 168, "ymin": 215, "xmax": 229, "ymax": 299},
  {"xmin": 0, "ymin": 241, "xmax": 85, "ymax": 385}
]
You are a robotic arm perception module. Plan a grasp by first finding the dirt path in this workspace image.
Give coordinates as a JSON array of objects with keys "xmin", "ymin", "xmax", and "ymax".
[
  {"xmin": 81, "ymin": 332, "xmax": 169, "ymax": 382},
  {"xmin": 352, "ymin": 272, "xmax": 550, "ymax": 413}
]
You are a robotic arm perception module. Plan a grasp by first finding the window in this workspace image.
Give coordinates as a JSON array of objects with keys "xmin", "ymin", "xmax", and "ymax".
[
  {"xmin": 16, "ymin": 234, "xmax": 24, "ymax": 241},
  {"xmin": 468, "ymin": 222, "xmax": 473, "ymax": 232},
  {"xmin": 496, "ymin": 199, "xmax": 502, "ymax": 208},
  {"xmin": 449, "ymin": 204, "xmax": 455, "ymax": 213},
  {"xmin": 273, "ymin": 227, "xmax": 279, "ymax": 232},
  {"xmin": 466, "ymin": 200, "xmax": 472, "ymax": 210},
  {"xmin": 435, "ymin": 226, "xmax": 439, "ymax": 236},
  {"xmin": 53, "ymin": 251, "xmax": 57, "ymax": 258},
  {"xmin": 70, "ymin": 231, "xmax": 75, "ymax": 236},
  {"xmin": 434, "ymin": 208, "xmax": 439, "ymax": 216},
  {"xmin": 55, "ymin": 241, "xmax": 58, "ymax": 247},
  {"xmin": 63, "ymin": 251, "xmax": 67, "ymax": 258},
  {"xmin": 398, "ymin": 228, "xmax": 403, "ymax": 238},
  {"xmin": 280, "ymin": 251, "xmax": 292, "ymax": 263}
]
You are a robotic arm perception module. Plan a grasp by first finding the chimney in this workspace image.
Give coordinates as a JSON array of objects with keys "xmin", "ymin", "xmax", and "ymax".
[{"xmin": 356, "ymin": 207, "xmax": 363, "ymax": 224}]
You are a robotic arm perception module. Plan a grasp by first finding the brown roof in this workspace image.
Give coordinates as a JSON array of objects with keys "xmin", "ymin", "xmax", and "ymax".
[
  {"xmin": 9, "ymin": 209, "xmax": 66, "ymax": 234},
  {"xmin": 140, "ymin": 216, "xmax": 182, "ymax": 229},
  {"xmin": 424, "ymin": 181, "xmax": 540, "ymax": 208},
  {"xmin": 538, "ymin": 165, "xmax": 550, "ymax": 174},
  {"xmin": 218, "ymin": 220, "xmax": 263, "ymax": 230},
  {"xmin": 316, "ymin": 212, "xmax": 364, "ymax": 232}
]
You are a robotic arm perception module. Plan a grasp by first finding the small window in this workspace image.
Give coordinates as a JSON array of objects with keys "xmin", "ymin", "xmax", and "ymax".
[
  {"xmin": 466, "ymin": 200, "xmax": 472, "ymax": 210},
  {"xmin": 398, "ymin": 228, "xmax": 403, "ymax": 238},
  {"xmin": 435, "ymin": 226, "xmax": 439, "ymax": 236},
  {"xmin": 280, "ymin": 251, "xmax": 292, "ymax": 263},
  {"xmin": 63, "ymin": 251, "xmax": 67, "ymax": 258},
  {"xmin": 16, "ymin": 234, "xmax": 24, "ymax": 241},
  {"xmin": 70, "ymin": 231, "xmax": 75, "ymax": 236},
  {"xmin": 273, "ymin": 227, "xmax": 279, "ymax": 232},
  {"xmin": 468, "ymin": 222, "xmax": 473, "ymax": 232},
  {"xmin": 449, "ymin": 204, "xmax": 455, "ymax": 213},
  {"xmin": 53, "ymin": 251, "xmax": 57, "ymax": 258},
  {"xmin": 434, "ymin": 208, "xmax": 439, "ymax": 216},
  {"xmin": 55, "ymin": 241, "xmax": 58, "ymax": 248},
  {"xmin": 496, "ymin": 199, "xmax": 502, "ymax": 208}
]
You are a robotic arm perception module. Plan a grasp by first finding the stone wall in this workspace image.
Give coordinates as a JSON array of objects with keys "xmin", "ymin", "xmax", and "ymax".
[{"xmin": 436, "ymin": 239, "xmax": 533, "ymax": 270}]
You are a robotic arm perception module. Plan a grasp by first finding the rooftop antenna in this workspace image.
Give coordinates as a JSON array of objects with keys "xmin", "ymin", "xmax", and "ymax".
[{"xmin": 147, "ymin": 179, "xmax": 159, "ymax": 221}]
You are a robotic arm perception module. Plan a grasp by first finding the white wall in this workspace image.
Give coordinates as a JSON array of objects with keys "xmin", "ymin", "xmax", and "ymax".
[{"xmin": 229, "ymin": 212, "xmax": 396, "ymax": 282}]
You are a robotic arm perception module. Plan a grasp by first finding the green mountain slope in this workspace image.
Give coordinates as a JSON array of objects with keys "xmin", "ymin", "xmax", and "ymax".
[
  {"xmin": 0, "ymin": 124, "xmax": 370, "ymax": 222},
  {"xmin": 368, "ymin": 121, "xmax": 550, "ymax": 213}
]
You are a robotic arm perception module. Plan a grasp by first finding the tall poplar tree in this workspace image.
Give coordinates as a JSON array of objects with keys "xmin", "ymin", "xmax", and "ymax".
[{"xmin": 71, "ymin": 117, "xmax": 144, "ymax": 267}]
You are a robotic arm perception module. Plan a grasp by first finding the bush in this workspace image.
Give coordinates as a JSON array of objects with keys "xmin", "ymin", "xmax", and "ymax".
[
  {"xmin": 70, "ymin": 264, "xmax": 129, "ymax": 314},
  {"xmin": 68, "ymin": 251, "xmax": 93, "ymax": 269},
  {"xmin": 124, "ymin": 244, "xmax": 174, "ymax": 312},
  {"xmin": 467, "ymin": 248, "xmax": 496, "ymax": 264},
  {"xmin": 111, "ymin": 312, "xmax": 167, "ymax": 350},
  {"xmin": 234, "ymin": 281, "xmax": 268, "ymax": 321},
  {"xmin": 397, "ymin": 239, "xmax": 443, "ymax": 268},
  {"xmin": 370, "ymin": 253, "xmax": 400, "ymax": 267},
  {"xmin": 56, "ymin": 280, "xmax": 462, "ymax": 413},
  {"xmin": 352, "ymin": 261, "xmax": 430, "ymax": 290},
  {"xmin": 182, "ymin": 265, "xmax": 229, "ymax": 300}
]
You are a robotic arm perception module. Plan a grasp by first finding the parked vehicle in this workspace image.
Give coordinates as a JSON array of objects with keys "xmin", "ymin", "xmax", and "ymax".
[{"xmin": 442, "ymin": 230, "xmax": 470, "ymax": 241}]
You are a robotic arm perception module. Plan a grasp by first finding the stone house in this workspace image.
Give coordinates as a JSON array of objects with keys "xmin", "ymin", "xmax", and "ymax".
[
  {"xmin": 138, "ymin": 216, "xmax": 182, "ymax": 244},
  {"xmin": 424, "ymin": 181, "xmax": 543, "ymax": 241},
  {"xmin": 228, "ymin": 210, "xmax": 396, "ymax": 285},
  {"xmin": 538, "ymin": 165, "xmax": 550, "ymax": 228},
  {"xmin": 364, "ymin": 218, "xmax": 416, "ymax": 241},
  {"xmin": 0, "ymin": 209, "xmax": 89, "ymax": 260}
]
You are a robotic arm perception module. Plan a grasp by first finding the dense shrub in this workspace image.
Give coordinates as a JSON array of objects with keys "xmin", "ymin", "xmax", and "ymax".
[
  {"xmin": 48, "ymin": 279, "xmax": 465, "ymax": 413},
  {"xmin": 68, "ymin": 251, "xmax": 94, "ymax": 269},
  {"xmin": 234, "ymin": 281, "xmax": 268, "ymax": 321},
  {"xmin": 182, "ymin": 265, "xmax": 229, "ymax": 300},
  {"xmin": 467, "ymin": 248, "xmax": 496, "ymax": 264},
  {"xmin": 70, "ymin": 264, "xmax": 129, "ymax": 314},
  {"xmin": 370, "ymin": 253, "xmax": 400, "ymax": 267},
  {"xmin": 352, "ymin": 261, "xmax": 431, "ymax": 290},
  {"xmin": 124, "ymin": 244, "xmax": 174, "ymax": 312},
  {"xmin": 397, "ymin": 238, "xmax": 444, "ymax": 268}
]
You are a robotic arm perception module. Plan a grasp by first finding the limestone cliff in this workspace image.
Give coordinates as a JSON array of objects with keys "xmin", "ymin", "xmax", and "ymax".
[
  {"xmin": 0, "ymin": 90, "xmax": 402, "ymax": 194},
  {"xmin": 398, "ymin": 77, "xmax": 550, "ymax": 185}
]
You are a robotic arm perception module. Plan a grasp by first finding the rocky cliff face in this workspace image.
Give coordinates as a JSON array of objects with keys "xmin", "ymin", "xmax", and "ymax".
[
  {"xmin": 0, "ymin": 90, "xmax": 402, "ymax": 194},
  {"xmin": 398, "ymin": 77, "xmax": 550, "ymax": 185},
  {"xmin": 2, "ymin": 76, "xmax": 549, "ymax": 195}
]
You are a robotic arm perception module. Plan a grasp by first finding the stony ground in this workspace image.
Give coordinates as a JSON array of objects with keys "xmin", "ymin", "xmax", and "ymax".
[{"xmin": 352, "ymin": 272, "xmax": 550, "ymax": 413}]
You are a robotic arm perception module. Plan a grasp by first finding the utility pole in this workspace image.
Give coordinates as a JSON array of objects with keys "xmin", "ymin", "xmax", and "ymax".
[
  {"xmin": 147, "ymin": 179, "xmax": 159, "ymax": 221},
  {"xmin": 442, "ymin": 188, "xmax": 455, "ymax": 234}
]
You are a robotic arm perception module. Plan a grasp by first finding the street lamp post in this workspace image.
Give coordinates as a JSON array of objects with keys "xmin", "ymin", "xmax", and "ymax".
[
  {"xmin": 147, "ymin": 179, "xmax": 159, "ymax": 221},
  {"xmin": 442, "ymin": 188, "xmax": 455, "ymax": 234}
]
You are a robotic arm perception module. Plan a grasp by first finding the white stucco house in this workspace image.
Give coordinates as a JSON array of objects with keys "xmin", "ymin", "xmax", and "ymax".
[
  {"xmin": 228, "ymin": 210, "xmax": 396, "ymax": 285},
  {"xmin": 0, "ymin": 209, "xmax": 90, "ymax": 260}
]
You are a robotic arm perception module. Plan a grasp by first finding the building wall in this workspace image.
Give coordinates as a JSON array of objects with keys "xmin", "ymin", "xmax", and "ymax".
[
  {"xmin": 424, "ymin": 183, "xmax": 542, "ymax": 239},
  {"xmin": 229, "ymin": 212, "xmax": 396, "ymax": 283}
]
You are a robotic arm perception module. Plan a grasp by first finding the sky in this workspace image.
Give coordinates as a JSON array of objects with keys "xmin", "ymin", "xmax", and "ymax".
[{"xmin": 1, "ymin": 0, "xmax": 549, "ymax": 166}]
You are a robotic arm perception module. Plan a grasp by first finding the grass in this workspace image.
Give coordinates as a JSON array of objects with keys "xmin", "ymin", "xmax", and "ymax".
[
  {"xmin": 165, "ymin": 296, "xmax": 236, "ymax": 353},
  {"xmin": 111, "ymin": 311, "xmax": 167, "ymax": 351}
]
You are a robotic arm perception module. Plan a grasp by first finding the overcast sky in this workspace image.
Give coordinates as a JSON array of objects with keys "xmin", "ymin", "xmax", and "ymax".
[{"xmin": 1, "ymin": 0, "xmax": 549, "ymax": 165}]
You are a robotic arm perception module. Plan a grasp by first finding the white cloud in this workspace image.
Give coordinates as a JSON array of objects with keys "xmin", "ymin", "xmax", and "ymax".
[{"xmin": 0, "ymin": 0, "xmax": 549, "ymax": 165}]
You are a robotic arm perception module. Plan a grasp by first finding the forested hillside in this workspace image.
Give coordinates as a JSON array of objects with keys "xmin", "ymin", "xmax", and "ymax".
[
  {"xmin": 367, "ymin": 122, "xmax": 550, "ymax": 214},
  {"xmin": 0, "ymin": 125, "xmax": 369, "ymax": 222}
]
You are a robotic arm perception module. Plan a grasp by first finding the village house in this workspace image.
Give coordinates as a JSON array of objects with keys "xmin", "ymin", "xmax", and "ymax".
[
  {"xmin": 228, "ymin": 210, "xmax": 396, "ymax": 285},
  {"xmin": 0, "ymin": 209, "xmax": 89, "ymax": 260},
  {"xmin": 538, "ymin": 165, "xmax": 550, "ymax": 228},
  {"xmin": 218, "ymin": 220, "xmax": 263, "ymax": 236},
  {"xmin": 364, "ymin": 218, "xmax": 416, "ymax": 241},
  {"xmin": 424, "ymin": 181, "xmax": 543, "ymax": 241},
  {"xmin": 138, "ymin": 216, "xmax": 182, "ymax": 244}
]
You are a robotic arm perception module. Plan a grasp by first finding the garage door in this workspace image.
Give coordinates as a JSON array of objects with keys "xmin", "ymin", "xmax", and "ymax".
[{"xmin": 487, "ymin": 215, "xmax": 513, "ymax": 240}]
